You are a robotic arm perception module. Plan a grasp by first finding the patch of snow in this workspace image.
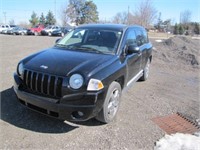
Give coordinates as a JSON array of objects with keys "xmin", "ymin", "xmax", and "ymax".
[
  {"xmin": 155, "ymin": 40, "xmax": 163, "ymax": 42},
  {"xmin": 154, "ymin": 133, "xmax": 200, "ymax": 150},
  {"xmin": 196, "ymin": 119, "xmax": 200, "ymax": 126}
]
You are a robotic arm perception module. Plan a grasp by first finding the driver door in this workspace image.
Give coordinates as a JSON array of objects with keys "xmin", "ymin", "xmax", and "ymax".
[{"xmin": 124, "ymin": 29, "xmax": 142, "ymax": 86}]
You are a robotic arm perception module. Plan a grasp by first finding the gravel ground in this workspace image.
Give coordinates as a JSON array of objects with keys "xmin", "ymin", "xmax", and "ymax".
[{"xmin": 0, "ymin": 34, "xmax": 199, "ymax": 150}]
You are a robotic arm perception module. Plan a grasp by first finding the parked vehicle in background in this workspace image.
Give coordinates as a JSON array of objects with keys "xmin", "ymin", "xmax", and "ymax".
[
  {"xmin": 51, "ymin": 27, "xmax": 72, "ymax": 36},
  {"xmin": 2, "ymin": 25, "xmax": 17, "ymax": 34},
  {"xmin": 13, "ymin": 27, "xmax": 28, "ymax": 35},
  {"xmin": 41, "ymin": 25, "xmax": 60, "ymax": 36},
  {"xmin": 0, "ymin": 25, "xmax": 9, "ymax": 33},
  {"xmin": 0, "ymin": 25, "xmax": 16, "ymax": 33},
  {"xmin": 7, "ymin": 26, "xmax": 18, "ymax": 34},
  {"xmin": 27, "ymin": 24, "xmax": 44, "ymax": 35}
]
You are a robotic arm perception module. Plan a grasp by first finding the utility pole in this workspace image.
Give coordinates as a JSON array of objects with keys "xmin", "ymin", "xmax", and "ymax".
[
  {"xmin": 127, "ymin": 6, "xmax": 129, "ymax": 25},
  {"xmin": 3, "ymin": 12, "xmax": 6, "ymax": 24},
  {"xmin": 54, "ymin": 0, "xmax": 56, "ymax": 23}
]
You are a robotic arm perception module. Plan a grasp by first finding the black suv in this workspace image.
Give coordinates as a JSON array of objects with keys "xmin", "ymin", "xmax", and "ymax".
[{"xmin": 14, "ymin": 24, "xmax": 152, "ymax": 123}]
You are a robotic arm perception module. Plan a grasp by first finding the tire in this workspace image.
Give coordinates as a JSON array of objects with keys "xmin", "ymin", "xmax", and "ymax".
[
  {"xmin": 96, "ymin": 81, "xmax": 122, "ymax": 123},
  {"xmin": 140, "ymin": 58, "xmax": 151, "ymax": 81}
]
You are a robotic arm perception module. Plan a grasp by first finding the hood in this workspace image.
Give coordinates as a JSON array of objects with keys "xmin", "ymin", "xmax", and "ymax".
[{"xmin": 22, "ymin": 47, "xmax": 116, "ymax": 77}]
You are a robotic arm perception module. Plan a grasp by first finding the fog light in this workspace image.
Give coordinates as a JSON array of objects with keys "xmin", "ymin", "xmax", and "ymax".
[{"xmin": 71, "ymin": 111, "xmax": 84, "ymax": 119}]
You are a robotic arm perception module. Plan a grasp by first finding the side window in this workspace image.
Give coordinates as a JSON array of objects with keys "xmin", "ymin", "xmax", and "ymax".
[
  {"xmin": 135, "ymin": 29, "xmax": 148, "ymax": 46},
  {"xmin": 142, "ymin": 30, "xmax": 148, "ymax": 43},
  {"xmin": 126, "ymin": 30, "xmax": 137, "ymax": 46},
  {"xmin": 135, "ymin": 30, "xmax": 143, "ymax": 46}
]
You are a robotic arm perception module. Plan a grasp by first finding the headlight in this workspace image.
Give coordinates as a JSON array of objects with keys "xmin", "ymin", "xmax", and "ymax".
[
  {"xmin": 69, "ymin": 74, "xmax": 84, "ymax": 89},
  {"xmin": 87, "ymin": 79, "xmax": 104, "ymax": 91},
  {"xmin": 17, "ymin": 63, "xmax": 24, "ymax": 76}
]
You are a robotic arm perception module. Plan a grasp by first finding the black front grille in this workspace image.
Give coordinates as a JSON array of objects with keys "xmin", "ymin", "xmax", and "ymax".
[{"xmin": 23, "ymin": 69, "xmax": 63, "ymax": 98}]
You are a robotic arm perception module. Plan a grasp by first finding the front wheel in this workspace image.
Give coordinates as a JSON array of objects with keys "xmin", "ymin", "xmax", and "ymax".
[
  {"xmin": 140, "ymin": 58, "xmax": 151, "ymax": 81},
  {"xmin": 96, "ymin": 81, "xmax": 122, "ymax": 123}
]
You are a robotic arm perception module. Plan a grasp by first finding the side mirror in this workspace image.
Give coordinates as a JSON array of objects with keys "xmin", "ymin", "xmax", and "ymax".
[
  {"xmin": 127, "ymin": 45, "xmax": 140, "ymax": 54},
  {"xmin": 55, "ymin": 38, "xmax": 61, "ymax": 43}
]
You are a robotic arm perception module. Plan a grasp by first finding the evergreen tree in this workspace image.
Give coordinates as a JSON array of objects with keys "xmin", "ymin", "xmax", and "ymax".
[
  {"xmin": 194, "ymin": 23, "xmax": 200, "ymax": 34},
  {"xmin": 174, "ymin": 23, "xmax": 179, "ymax": 34},
  {"xmin": 45, "ymin": 10, "xmax": 56, "ymax": 25},
  {"xmin": 39, "ymin": 13, "xmax": 46, "ymax": 25},
  {"xmin": 179, "ymin": 24, "xmax": 184, "ymax": 35},
  {"xmin": 66, "ymin": 0, "xmax": 99, "ymax": 25},
  {"xmin": 80, "ymin": 1, "xmax": 99, "ymax": 24},
  {"xmin": 29, "ymin": 11, "xmax": 39, "ymax": 26}
]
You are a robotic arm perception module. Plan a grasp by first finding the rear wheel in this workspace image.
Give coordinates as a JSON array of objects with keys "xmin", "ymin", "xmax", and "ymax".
[
  {"xmin": 96, "ymin": 81, "xmax": 121, "ymax": 123},
  {"xmin": 140, "ymin": 58, "xmax": 151, "ymax": 81}
]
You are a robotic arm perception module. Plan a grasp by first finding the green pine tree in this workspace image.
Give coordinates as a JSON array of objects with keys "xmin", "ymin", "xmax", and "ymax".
[
  {"xmin": 39, "ymin": 13, "xmax": 46, "ymax": 25},
  {"xmin": 174, "ymin": 23, "xmax": 179, "ymax": 34},
  {"xmin": 45, "ymin": 10, "xmax": 56, "ymax": 25},
  {"xmin": 29, "ymin": 11, "xmax": 39, "ymax": 26},
  {"xmin": 66, "ymin": 0, "xmax": 99, "ymax": 25},
  {"xmin": 179, "ymin": 24, "xmax": 184, "ymax": 35},
  {"xmin": 194, "ymin": 23, "xmax": 200, "ymax": 34}
]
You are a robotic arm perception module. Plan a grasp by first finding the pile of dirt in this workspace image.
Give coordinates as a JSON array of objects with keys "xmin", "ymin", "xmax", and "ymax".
[{"xmin": 151, "ymin": 36, "xmax": 199, "ymax": 68}]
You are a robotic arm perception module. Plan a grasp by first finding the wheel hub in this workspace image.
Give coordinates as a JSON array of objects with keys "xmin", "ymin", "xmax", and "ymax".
[{"xmin": 107, "ymin": 88, "xmax": 120, "ymax": 119}]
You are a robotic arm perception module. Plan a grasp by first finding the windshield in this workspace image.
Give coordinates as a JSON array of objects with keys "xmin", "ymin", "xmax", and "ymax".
[
  {"xmin": 45, "ymin": 25, "xmax": 52, "ymax": 29},
  {"xmin": 55, "ymin": 28, "xmax": 122, "ymax": 54}
]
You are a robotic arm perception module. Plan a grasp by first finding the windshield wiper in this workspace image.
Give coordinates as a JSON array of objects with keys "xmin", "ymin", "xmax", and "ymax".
[
  {"xmin": 55, "ymin": 44, "xmax": 66, "ymax": 47},
  {"xmin": 55, "ymin": 44, "xmax": 70, "ymax": 49}
]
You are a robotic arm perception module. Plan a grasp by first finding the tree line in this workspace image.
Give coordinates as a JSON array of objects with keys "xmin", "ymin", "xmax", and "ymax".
[
  {"xmin": 29, "ymin": 10, "xmax": 56, "ymax": 26},
  {"xmin": 28, "ymin": 0, "xmax": 199, "ymax": 35}
]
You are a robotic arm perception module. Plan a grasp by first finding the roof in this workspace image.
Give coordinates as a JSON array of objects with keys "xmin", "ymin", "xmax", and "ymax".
[
  {"xmin": 77, "ymin": 24, "xmax": 146, "ymax": 32},
  {"xmin": 77, "ymin": 24, "xmax": 128, "ymax": 31}
]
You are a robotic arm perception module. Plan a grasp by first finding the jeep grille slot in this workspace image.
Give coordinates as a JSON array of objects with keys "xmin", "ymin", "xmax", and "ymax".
[{"xmin": 23, "ymin": 69, "xmax": 63, "ymax": 98}]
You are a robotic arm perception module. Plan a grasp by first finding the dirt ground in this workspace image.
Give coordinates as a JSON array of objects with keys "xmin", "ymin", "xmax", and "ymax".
[{"xmin": 0, "ymin": 34, "xmax": 199, "ymax": 150}]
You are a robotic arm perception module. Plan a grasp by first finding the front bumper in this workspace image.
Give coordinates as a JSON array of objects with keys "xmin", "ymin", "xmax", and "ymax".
[{"xmin": 13, "ymin": 73, "xmax": 106, "ymax": 121}]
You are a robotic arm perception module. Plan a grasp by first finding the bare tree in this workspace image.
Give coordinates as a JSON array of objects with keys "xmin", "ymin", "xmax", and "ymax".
[
  {"xmin": 60, "ymin": 4, "xmax": 70, "ymax": 26},
  {"xmin": 133, "ymin": 0, "xmax": 157, "ymax": 28},
  {"xmin": 112, "ymin": 12, "xmax": 128, "ymax": 24},
  {"xmin": 18, "ymin": 21, "xmax": 30, "ymax": 28},
  {"xmin": 180, "ymin": 10, "xmax": 191, "ymax": 24}
]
